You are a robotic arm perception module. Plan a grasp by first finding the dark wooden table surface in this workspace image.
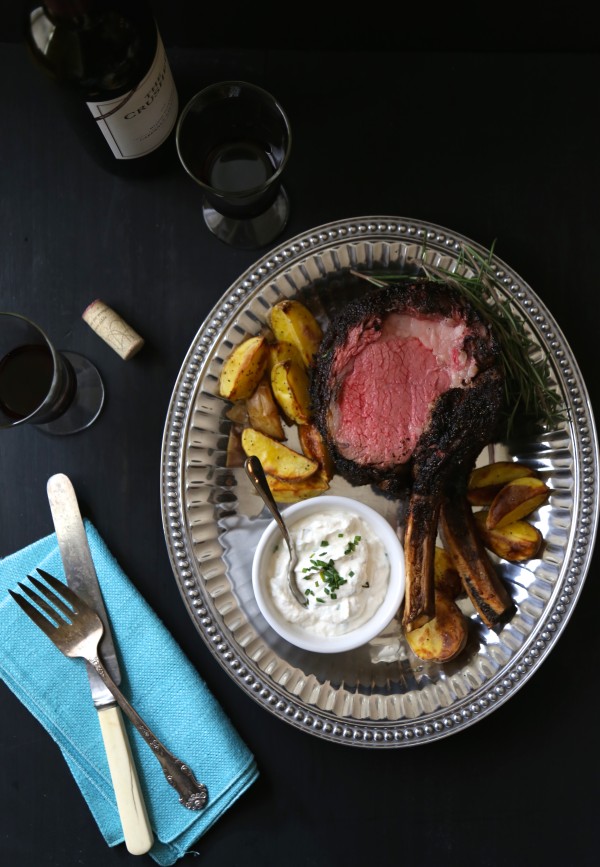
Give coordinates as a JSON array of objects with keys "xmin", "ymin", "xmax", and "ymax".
[{"xmin": 1, "ymin": 11, "xmax": 599, "ymax": 866}]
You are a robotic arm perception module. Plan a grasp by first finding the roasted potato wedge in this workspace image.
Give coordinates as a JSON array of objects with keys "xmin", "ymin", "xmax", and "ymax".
[
  {"xmin": 241, "ymin": 427, "xmax": 319, "ymax": 480},
  {"xmin": 225, "ymin": 401, "xmax": 249, "ymax": 426},
  {"xmin": 473, "ymin": 510, "xmax": 543, "ymax": 561},
  {"xmin": 486, "ymin": 475, "xmax": 551, "ymax": 530},
  {"xmin": 267, "ymin": 340, "xmax": 305, "ymax": 373},
  {"xmin": 266, "ymin": 468, "xmax": 330, "ymax": 503},
  {"xmin": 225, "ymin": 426, "xmax": 245, "ymax": 468},
  {"xmin": 405, "ymin": 590, "xmax": 468, "ymax": 663},
  {"xmin": 433, "ymin": 546, "xmax": 462, "ymax": 598},
  {"xmin": 270, "ymin": 359, "xmax": 312, "ymax": 425},
  {"xmin": 269, "ymin": 300, "xmax": 323, "ymax": 367},
  {"xmin": 219, "ymin": 336, "xmax": 269, "ymax": 401},
  {"xmin": 467, "ymin": 461, "xmax": 536, "ymax": 506},
  {"xmin": 298, "ymin": 423, "xmax": 335, "ymax": 481},
  {"xmin": 246, "ymin": 378, "xmax": 285, "ymax": 440}
]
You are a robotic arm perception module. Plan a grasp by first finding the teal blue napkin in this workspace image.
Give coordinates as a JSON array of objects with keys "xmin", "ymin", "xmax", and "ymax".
[{"xmin": 0, "ymin": 523, "xmax": 259, "ymax": 865}]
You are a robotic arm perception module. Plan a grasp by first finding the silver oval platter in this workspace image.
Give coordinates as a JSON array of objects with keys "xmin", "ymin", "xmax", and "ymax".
[{"xmin": 161, "ymin": 216, "xmax": 598, "ymax": 747}]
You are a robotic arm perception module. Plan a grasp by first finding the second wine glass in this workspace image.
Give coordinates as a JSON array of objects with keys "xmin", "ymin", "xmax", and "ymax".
[
  {"xmin": 0, "ymin": 312, "xmax": 104, "ymax": 435},
  {"xmin": 176, "ymin": 81, "xmax": 292, "ymax": 249}
]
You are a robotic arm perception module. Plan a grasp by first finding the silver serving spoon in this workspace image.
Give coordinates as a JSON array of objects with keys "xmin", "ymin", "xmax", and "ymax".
[{"xmin": 244, "ymin": 455, "xmax": 307, "ymax": 607}]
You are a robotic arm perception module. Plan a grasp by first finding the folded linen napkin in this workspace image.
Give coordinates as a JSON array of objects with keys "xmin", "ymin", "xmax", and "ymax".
[{"xmin": 0, "ymin": 522, "xmax": 259, "ymax": 865}]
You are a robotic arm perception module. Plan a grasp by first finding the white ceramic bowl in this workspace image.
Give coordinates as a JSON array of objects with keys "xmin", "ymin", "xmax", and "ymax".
[{"xmin": 252, "ymin": 495, "xmax": 405, "ymax": 653}]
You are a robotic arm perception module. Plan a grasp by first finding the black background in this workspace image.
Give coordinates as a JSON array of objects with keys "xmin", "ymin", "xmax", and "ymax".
[
  {"xmin": 4, "ymin": 2, "xmax": 600, "ymax": 51},
  {"xmin": 1, "ymin": 2, "xmax": 599, "ymax": 866}
]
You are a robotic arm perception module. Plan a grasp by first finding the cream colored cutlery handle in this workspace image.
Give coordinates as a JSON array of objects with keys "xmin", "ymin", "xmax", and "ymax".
[
  {"xmin": 90, "ymin": 656, "xmax": 208, "ymax": 811},
  {"xmin": 97, "ymin": 705, "xmax": 154, "ymax": 855}
]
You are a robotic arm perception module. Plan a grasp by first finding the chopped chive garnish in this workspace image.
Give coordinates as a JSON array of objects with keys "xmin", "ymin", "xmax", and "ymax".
[
  {"xmin": 306, "ymin": 555, "xmax": 348, "ymax": 596},
  {"xmin": 344, "ymin": 535, "xmax": 361, "ymax": 555}
]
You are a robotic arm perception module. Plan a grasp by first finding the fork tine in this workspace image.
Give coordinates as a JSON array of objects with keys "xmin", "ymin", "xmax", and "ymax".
[
  {"xmin": 27, "ymin": 575, "xmax": 77, "ymax": 618},
  {"xmin": 36, "ymin": 568, "xmax": 85, "ymax": 610},
  {"xmin": 25, "ymin": 574, "xmax": 74, "ymax": 620},
  {"xmin": 8, "ymin": 588, "xmax": 58, "ymax": 639}
]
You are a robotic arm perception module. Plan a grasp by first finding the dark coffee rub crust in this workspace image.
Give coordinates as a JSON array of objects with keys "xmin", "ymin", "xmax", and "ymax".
[
  {"xmin": 309, "ymin": 279, "xmax": 505, "ymax": 497},
  {"xmin": 401, "ymin": 366, "xmax": 506, "ymax": 627}
]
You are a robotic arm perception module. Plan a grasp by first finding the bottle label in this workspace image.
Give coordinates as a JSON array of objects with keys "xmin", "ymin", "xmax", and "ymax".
[{"xmin": 85, "ymin": 30, "xmax": 178, "ymax": 159}]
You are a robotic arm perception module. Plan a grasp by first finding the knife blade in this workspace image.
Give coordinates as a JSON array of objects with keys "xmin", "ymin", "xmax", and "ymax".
[{"xmin": 47, "ymin": 473, "xmax": 154, "ymax": 856}]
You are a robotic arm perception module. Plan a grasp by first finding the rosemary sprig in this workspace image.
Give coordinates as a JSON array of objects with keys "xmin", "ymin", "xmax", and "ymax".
[{"xmin": 362, "ymin": 242, "xmax": 565, "ymax": 438}]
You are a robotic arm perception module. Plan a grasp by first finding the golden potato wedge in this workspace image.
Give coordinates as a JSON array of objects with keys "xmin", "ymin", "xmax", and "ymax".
[
  {"xmin": 225, "ymin": 401, "xmax": 248, "ymax": 426},
  {"xmin": 219, "ymin": 336, "xmax": 269, "ymax": 401},
  {"xmin": 246, "ymin": 378, "xmax": 285, "ymax": 440},
  {"xmin": 271, "ymin": 360, "xmax": 312, "ymax": 425},
  {"xmin": 269, "ymin": 300, "xmax": 323, "ymax": 367},
  {"xmin": 405, "ymin": 591, "xmax": 468, "ymax": 663},
  {"xmin": 267, "ymin": 340, "xmax": 305, "ymax": 373},
  {"xmin": 298, "ymin": 423, "xmax": 335, "ymax": 481},
  {"xmin": 241, "ymin": 427, "xmax": 319, "ymax": 480},
  {"xmin": 225, "ymin": 426, "xmax": 245, "ymax": 468},
  {"xmin": 266, "ymin": 468, "xmax": 330, "ymax": 503},
  {"xmin": 473, "ymin": 510, "xmax": 543, "ymax": 561},
  {"xmin": 433, "ymin": 546, "xmax": 462, "ymax": 598},
  {"xmin": 486, "ymin": 476, "xmax": 551, "ymax": 530},
  {"xmin": 467, "ymin": 461, "xmax": 536, "ymax": 506}
]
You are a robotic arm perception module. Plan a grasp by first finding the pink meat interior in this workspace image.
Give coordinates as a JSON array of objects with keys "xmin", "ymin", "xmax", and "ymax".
[{"xmin": 329, "ymin": 312, "xmax": 478, "ymax": 467}]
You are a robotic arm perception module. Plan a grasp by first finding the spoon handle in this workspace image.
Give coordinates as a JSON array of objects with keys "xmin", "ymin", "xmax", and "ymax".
[
  {"xmin": 244, "ymin": 456, "xmax": 306, "ymax": 606},
  {"xmin": 244, "ymin": 456, "xmax": 291, "ymax": 544}
]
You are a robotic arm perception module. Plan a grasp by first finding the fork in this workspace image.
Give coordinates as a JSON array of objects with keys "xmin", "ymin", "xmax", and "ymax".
[{"xmin": 9, "ymin": 568, "xmax": 208, "ymax": 811}]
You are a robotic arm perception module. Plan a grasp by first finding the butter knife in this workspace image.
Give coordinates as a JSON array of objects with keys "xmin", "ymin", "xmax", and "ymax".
[{"xmin": 47, "ymin": 473, "xmax": 154, "ymax": 856}]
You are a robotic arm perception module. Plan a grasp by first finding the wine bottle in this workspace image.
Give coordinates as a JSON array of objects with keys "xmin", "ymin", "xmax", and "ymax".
[{"xmin": 24, "ymin": 0, "xmax": 179, "ymax": 175}]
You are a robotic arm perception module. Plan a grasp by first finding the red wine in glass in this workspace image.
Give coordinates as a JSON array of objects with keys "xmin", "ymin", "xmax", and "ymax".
[
  {"xmin": 0, "ymin": 312, "xmax": 104, "ymax": 435},
  {"xmin": 176, "ymin": 81, "xmax": 291, "ymax": 249}
]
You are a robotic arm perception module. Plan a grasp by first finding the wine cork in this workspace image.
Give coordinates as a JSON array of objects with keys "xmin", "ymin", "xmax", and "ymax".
[{"xmin": 82, "ymin": 300, "xmax": 145, "ymax": 360}]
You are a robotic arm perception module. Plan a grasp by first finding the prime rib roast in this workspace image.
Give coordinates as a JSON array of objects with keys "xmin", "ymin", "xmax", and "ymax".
[{"xmin": 309, "ymin": 278, "xmax": 514, "ymax": 632}]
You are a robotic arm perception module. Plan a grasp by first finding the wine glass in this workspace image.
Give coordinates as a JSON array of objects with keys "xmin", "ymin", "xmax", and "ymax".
[
  {"xmin": 0, "ymin": 312, "xmax": 104, "ymax": 435},
  {"xmin": 176, "ymin": 81, "xmax": 292, "ymax": 249}
]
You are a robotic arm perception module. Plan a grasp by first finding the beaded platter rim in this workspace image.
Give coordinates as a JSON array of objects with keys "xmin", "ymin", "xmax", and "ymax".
[{"xmin": 160, "ymin": 216, "xmax": 598, "ymax": 748}]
